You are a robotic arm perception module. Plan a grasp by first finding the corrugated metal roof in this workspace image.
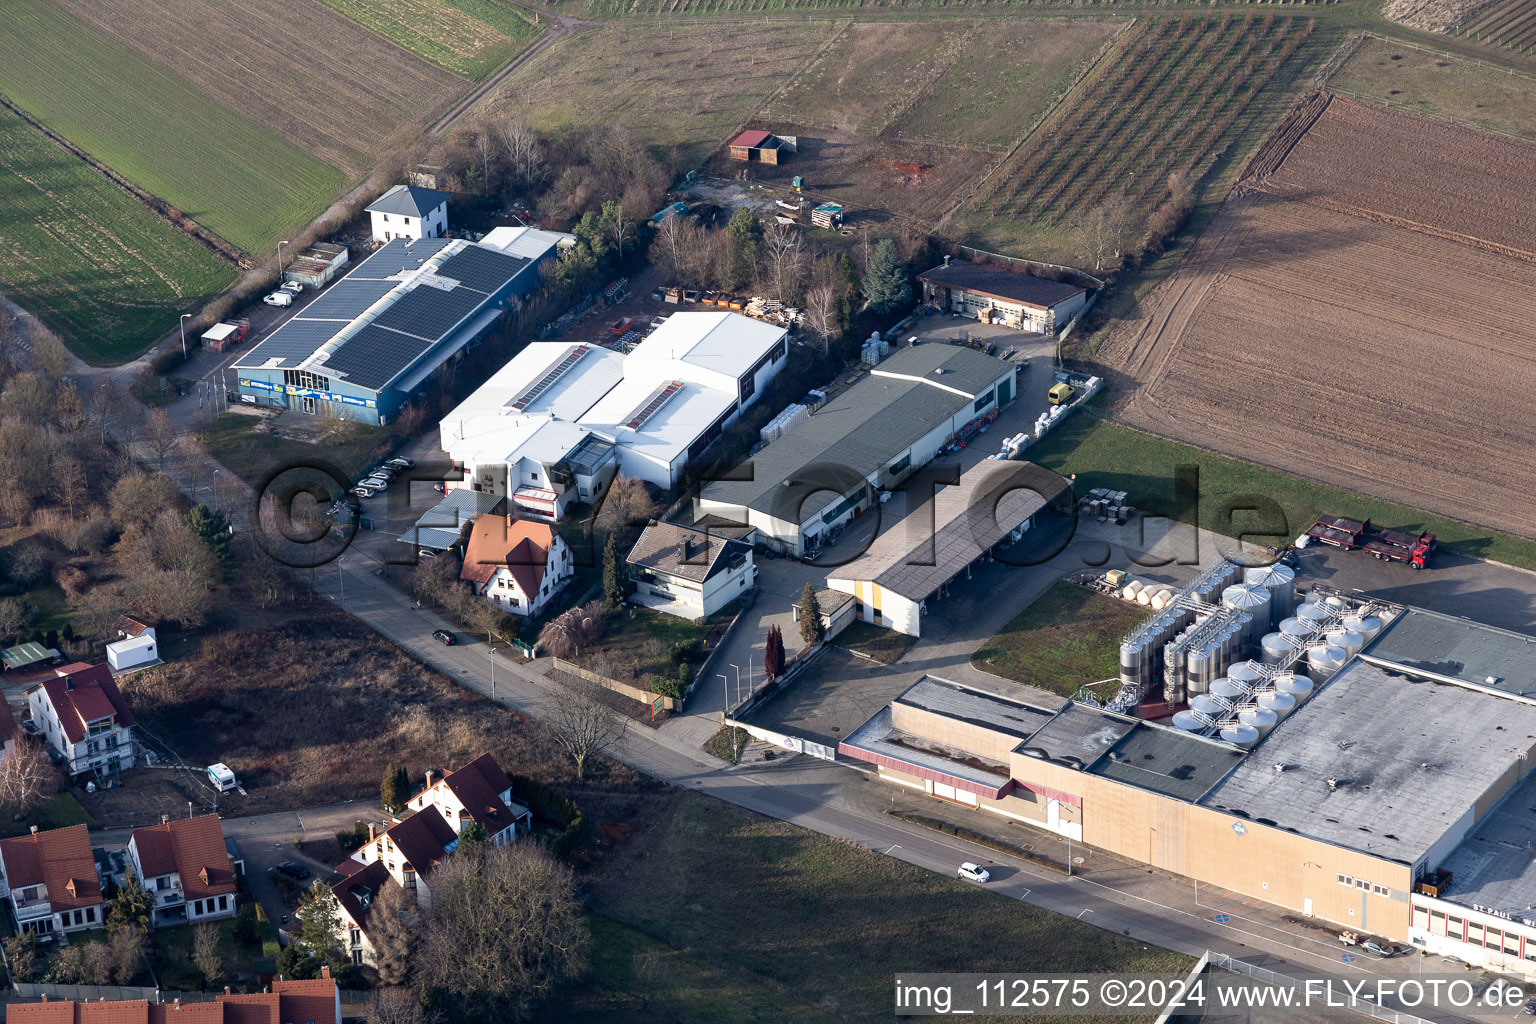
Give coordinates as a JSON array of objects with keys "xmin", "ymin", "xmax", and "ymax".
[
  {"xmin": 702, "ymin": 345, "xmax": 1012, "ymax": 519},
  {"xmin": 918, "ymin": 259, "xmax": 1087, "ymax": 311}
]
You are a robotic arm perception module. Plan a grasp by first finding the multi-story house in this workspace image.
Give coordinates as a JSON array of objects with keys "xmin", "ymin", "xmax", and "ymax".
[
  {"xmin": 459, "ymin": 517, "xmax": 574, "ymax": 617},
  {"xmin": 406, "ymin": 753, "xmax": 531, "ymax": 846},
  {"xmin": 25, "ymin": 663, "xmax": 135, "ymax": 777},
  {"xmin": 126, "ymin": 814, "xmax": 237, "ymax": 928},
  {"xmin": 330, "ymin": 859, "xmax": 402, "ymax": 968},
  {"xmin": 0, "ymin": 825, "xmax": 104, "ymax": 938},
  {"xmin": 347, "ymin": 807, "xmax": 457, "ymax": 913}
]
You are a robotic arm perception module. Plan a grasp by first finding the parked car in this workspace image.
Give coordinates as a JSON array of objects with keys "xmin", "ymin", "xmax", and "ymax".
[
  {"xmin": 432, "ymin": 481, "xmax": 447, "ymax": 494},
  {"xmin": 433, "ymin": 629, "xmax": 456, "ymax": 646},
  {"xmin": 351, "ymin": 485, "xmax": 377, "ymax": 499},
  {"xmin": 280, "ymin": 281, "xmax": 304, "ymax": 295},
  {"xmin": 273, "ymin": 861, "xmax": 310, "ymax": 881},
  {"xmin": 957, "ymin": 863, "xmax": 990, "ymax": 883},
  {"xmin": 1522, "ymin": 1000, "xmax": 1536, "ymax": 1017},
  {"xmin": 387, "ymin": 456, "xmax": 415, "ymax": 469},
  {"xmin": 367, "ymin": 466, "xmax": 396, "ymax": 480},
  {"xmin": 262, "ymin": 291, "xmax": 293, "ymax": 307},
  {"xmin": 1362, "ymin": 941, "xmax": 1393, "ymax": 958},
  {"xmin": 362, "ymin": 475, "xmax": 391, "ymax": 488}
]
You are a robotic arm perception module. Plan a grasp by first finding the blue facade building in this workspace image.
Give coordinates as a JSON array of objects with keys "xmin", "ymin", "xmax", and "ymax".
[{"xmin": 233, "ymin": 235, "xmax": 559, "ymax": 425}]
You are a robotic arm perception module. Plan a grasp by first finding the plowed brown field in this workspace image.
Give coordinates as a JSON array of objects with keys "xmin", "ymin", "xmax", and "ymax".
[{"xmin": 1102, "ymin": 94, "xmax": 1536, "ymax": 538}]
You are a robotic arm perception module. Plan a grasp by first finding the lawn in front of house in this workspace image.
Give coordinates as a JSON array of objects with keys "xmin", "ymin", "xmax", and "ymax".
[{"xmin": 972, "ymin": 579, "xmax": 1145, "ymax": 697}]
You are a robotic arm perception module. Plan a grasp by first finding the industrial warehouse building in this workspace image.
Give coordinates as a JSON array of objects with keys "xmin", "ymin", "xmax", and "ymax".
[
  {"xmin": 826, "ymin": 460, "xmax": 1069, "ymax": 637},
  {"xmin": 918, "ymin": 259, "xmax": 1089, "ymax": 334},
  {"xmin": 840, "ymin": 597, "xmax": 1536, "ymax": 978},
  {"xmin": 234, "ymin": 230, "xmax": 567, "ymax": 425},
  {"xmin": 697, "ymin": 344, "xmax": 1017, "ymax": 556},
  {"xmin": 440, "ymin": 312, "xmax": 789, "ymax": 499}
]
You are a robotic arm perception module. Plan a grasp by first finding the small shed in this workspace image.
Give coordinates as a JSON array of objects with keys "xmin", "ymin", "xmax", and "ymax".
[
  {"xmin": 811, "ymin": 203, "xmax": 844, "ymax": 229},
  {"xmin": 0, "ymin": 642, "xmax": 59, "ymax": 672},
  {"xmin": 107, "ymin": 628, "xmax": 160, "ymax": 674},
  {"xmin": 283, "ymin": 243, "xmax": 350, "ymax": 289},
  {"xmin": 201, "ymin": 320, "xmax": 249, "ymax": 353},
  {"xmin": 728, "ymin": 130, "xmax": 795, "ymax": 165}
]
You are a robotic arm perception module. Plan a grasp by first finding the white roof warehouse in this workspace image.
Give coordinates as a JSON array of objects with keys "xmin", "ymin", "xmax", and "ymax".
[
  {"xmin": 440, "ymin": 312, "xmax": 789, "ymax": 503},
  {"xmin": 696, "ymin": 344, "xmax": 1018, "ymax": 556}
]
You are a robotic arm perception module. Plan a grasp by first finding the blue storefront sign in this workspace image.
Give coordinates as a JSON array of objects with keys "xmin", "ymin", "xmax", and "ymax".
[{"xmin": 239, "ymin": 378, "xmax": 375, "ymax": 409}]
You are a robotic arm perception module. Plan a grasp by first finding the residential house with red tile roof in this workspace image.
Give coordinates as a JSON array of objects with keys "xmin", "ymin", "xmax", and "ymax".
[
  {"xmin": 328, "ymin": 858, "xmax": 404, "ymax": 967},
  {"xmin": 127, "ymin": 814, "xmax": 237, "ymax": 928},
  {"xmin": 25, "ymin": 663, "xmax": 136, "ymax": 777},
  {"xmin": 346, "ymin": 806, "xmax": 457, "ymax": 912},
  {"xmin": 6, "ymin": 967, "xmax": 342, "ymax": 1023},
  {"xmin": 407, "ymin": 753, "xmax": 531, "ymax": 846},
  {"xmin": 459, "ymin": 516, "xmax": 572, "ymax": 617},
  {"xmin": 0, "ymin": 824, "xmax": 105, "ymax": 938}
]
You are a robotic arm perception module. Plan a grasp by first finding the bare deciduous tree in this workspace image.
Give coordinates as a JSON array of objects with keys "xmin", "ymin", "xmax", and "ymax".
[
  {"xmin": 762, "ymin": 223, "xmax": 806, "ymax": 302},
  {"xmin": 592, "ymin": 475, "xmax": 656, "ymax": 538},
  {"xmin": 109, "ymin": 926, "xmax": 146, "ymax": 984},
  {"xmin": 802, "ymin": 282, "xmax": 839, "ymax": 355},
  {"xmin": 193, "ymin": 922, "xmax": 222, "ymax": 987},
  {"xmin": 537, "ymin": 601, "xmax": 606, "ymax": 661},
  {"xmin": 144, "ymin": 409, "xmax": 179, "ymax": 472},
  {"xmin": 494, "ymin": 116, "xmax": 546, "ymax": 192},
  {"xmin": 412, "ymin": 844, "xmax": 588, "ymax": 1020},
  {"xmin": 369, "ymin": 881, "xmax": 413, "ymax": 986},
  {"xmin": 1073, "ymin": 191, "xmax": 1140, "ymax": 273},
  {"xmin": 365, "ymin": 989, "xmax": 443, "ymax": 1024},
  {"xmin": 0, "ymin": 738, "xmax": 58, "ymax": 813},
  {"xmin": 545, "ymin": 668, "xmax": 627, "ymax": 780}
]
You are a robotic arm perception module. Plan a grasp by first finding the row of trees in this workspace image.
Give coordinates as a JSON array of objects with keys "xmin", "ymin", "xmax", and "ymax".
[{"xmin": 1072, "ymin": 169, "xmax": 1198, "ymax": 273}]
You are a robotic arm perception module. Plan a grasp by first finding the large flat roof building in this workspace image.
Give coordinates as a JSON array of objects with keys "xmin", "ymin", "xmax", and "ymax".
[
  {"xmin": 919, "ymin": 259, "xmax": 1089, "ymax": 334},
  {"xmin": 698, "ymin": 344, "xmax": 1018, "ymax": 555},
  {"xmin": 236, "ymin": 234, "xmax": 564, "ymax": 425},
  {"xmin": 439, "ymin": 312, "xmax": 789, "ymax": 504},
  {"xmin": 827, "ymin": 460, "xmax": 1066, "ymax": 636},
  {"xmin": 839, "ymin": 593, "xmax": 1536, "ymax": 976}
]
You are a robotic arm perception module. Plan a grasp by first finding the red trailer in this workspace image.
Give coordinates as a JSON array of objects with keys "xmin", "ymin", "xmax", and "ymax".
[{"xmin": 1306, "ymin": 514, "xmax": 1435, "ymax": 568}]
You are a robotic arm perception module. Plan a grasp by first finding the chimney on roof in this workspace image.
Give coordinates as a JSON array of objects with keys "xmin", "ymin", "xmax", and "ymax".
[
  {"xmin": 943, "ymin": 254, "xmax": 951, "ymax": 268},
  {"xmin": 321, "ymin": 965, "xmax": 332, "ymax": 980},
  {"xmin": 425, "ymin": 769, "xmax": 435, "ymax": 788},
  {"xmin": 368, "ymin": 822, "xmax": 376, "ymax": 842},
  {"xmin": 224, "ymin": 987, "xmax": 231, "ymax": 996},
  {"xmin": 162, "ymin": 814, "xmax": 169, "ymax": 825},
  {"xmin": 682, "ymin": 534, "xmax": 695, "ymax": 561},
  {"xmin": 30, "ymin": 825, "xmax": 38, "ymax": 835}
]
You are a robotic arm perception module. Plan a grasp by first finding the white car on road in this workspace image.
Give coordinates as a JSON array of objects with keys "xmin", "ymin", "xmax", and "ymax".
[
  {"xmin": 957, "ymin": 863, "xmax": 990, "ymax": 883},
  {"xmin": 263, "ymin": 291, "xmax": 293, "ymax": 307}
]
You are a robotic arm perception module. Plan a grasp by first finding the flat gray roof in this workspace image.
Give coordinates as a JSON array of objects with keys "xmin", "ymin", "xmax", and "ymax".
[
  {"xmin": 1200, "ymin": 658, "xmax": 1536, "ymax": 862},
  {"xmin": 1363, "ymin": 606, "xmax": 1536, "ymax": 701},
  {"xmin": 1016, "ymin": 703, "xmax": 1136, "ymax": 770},
  {"xmin": 1091, "ymin": 724, "xmax": 1245, "ymax": 803},
  {"xmin": 896, "ymin": 677, "xmax": 1057, "ymax": 741},
  {"xmin": 828, "ymin": 460, "xmax": 1061, "ymax": 602},
  {"xmin": 398, "ymin": 490, "xmax": 505, "ymax": 549},
  {"xmin": 841, "ymin": 706, "xmax": 1014, "ymax": 794},
  {"xmin": 1438, "ymin": 770, "xmax": 1536, "ymax": 920},
  {"xmin": 918, "ymin": 260, "xmax": 1087, "ymax": 311},
  {"xmin": 701, "ymin": 345, "xmax": 1013, "ymax": 520}
]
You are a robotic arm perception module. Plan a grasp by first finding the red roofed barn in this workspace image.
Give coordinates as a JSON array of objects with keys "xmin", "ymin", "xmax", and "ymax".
[
  {"xmin": 25, "ymin": 663, "xmax": 135, "ymax": 777},
  {"xmin": 127, "ymin": 814, "xmax": 238, "ymax": 928},
  {"xmin": 0, "ymin": 824, "xmax": 105, "ymax": 938},
  {"xmin": 460, "ymin": 516, "xmax": 572, "ymax": 617}
]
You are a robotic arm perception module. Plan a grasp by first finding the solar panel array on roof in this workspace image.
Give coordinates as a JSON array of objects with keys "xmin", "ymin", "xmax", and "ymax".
[
  {"xmin": 323, "ymin": 325, "xmax": 435, "ymax": 390},
  {"xmin": 626, "ymin": 380, "xmax": 684, "ymax": 429},
  {"xmin": 298, "ymin": 278, "xmax": 397, "ymax": 321},
  {"xmin": 372, "ymin": 286, "xmax": 485, "ymax": 340},
  {"xmin": 237, "ymin": 319, "xmax": 344, "ymax": 370},
  {"xmin": 437, "ymin": 245, "xmax": 529, "ymax": 294},
  {"xmin": 512, "ymin": 345, "xmax": 589, "ymax": 411},
  {"xmin": 353, "ymin": 237, "xmax": 452, "ymax": 278}
]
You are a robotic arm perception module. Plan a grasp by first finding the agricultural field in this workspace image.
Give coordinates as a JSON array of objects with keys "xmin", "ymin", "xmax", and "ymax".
[
  {"xmin": 957, "ymin": 13, "xmax": 1318, "ymax": 264},
  {"xmin": 765, "ymin": 19, "xmax": 1122, "ymax": 151},
  {"xmin": 1328, "ymin": 36, "xmax": 1536, "ymax": 141},
  {"xmin": 0, "ymin": 0, "xmax": 347, "ymax": 254},
  {"xmin": 0, "ymin": 103, "xmax": 235, "ymax": 365},
  {"xmin": 1100, "ymin": 95, "xmax": 1536, "ymax": 540},
  {"xmin": 489, "ymin": 21, "xmax": 834, "ymax": 161},
  {"xmin": 318, "ymin": 0, "xmax": 544, "ymax": 80},
  {"xmin": 1459, "ymin": 0, "xmax": 1536, "ymax": 54},
  {"xmin": 51, "ymin": 0, "xmax": 470, "ymax": 176}
]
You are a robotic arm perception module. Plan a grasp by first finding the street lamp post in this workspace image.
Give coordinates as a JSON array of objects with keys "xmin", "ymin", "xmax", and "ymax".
[
  {"xmin": 719, "ymin": 673, "xmax": 730, "ymax": 721},
  {"xmin": 729, "ymin": 663, "xmax": 742, "ymax": 707},
  {"xmin": 277, "ymin": 240, "xmax": 290, "ymax": 282},
  {"xmin": 488, "ymin": 636, "xmax": 497, "ymax": 698},
  {"xmin": 211, "ymin": 469, "xmax": 221, "ymax": 510},
  {"xmin": 179, "ymin": 313, "xmax": 191, "ymax": 359}
]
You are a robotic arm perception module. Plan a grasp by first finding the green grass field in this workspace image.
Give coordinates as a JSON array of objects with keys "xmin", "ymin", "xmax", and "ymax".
[
  {"xmin": 319, "ymin": 0, "xmax": 542, "ymax": 80},
  {"xmin": 491, "ymin": 21, "xmax": 831, "ymax": 161},
  {"xmin": 1029, "ymin": 414, "xmax": 1536, "ymax": 571},
  {"xmin": 576, "ymin": 792, "xmax": 1187, "ymax": 1022},
  {"xmin": 203, "ymin": 414, "xmax": 391, "ymax": 489},
  {"xmin": 1328, "ymin": 36, "xmax": 1536, "ymax": 141},
  {"xmin": 0, "ymin": 0, "xmax": 347, "ymax": 254},
  {"xmin": 0, "ymin": 103, "xmax": 234, "ymax": 364},
  {"xmin": 836, "ymin": 619, "xmax": 918, "ymax": 664},
  {"xmin": 973, "ymin": 580, "xmax": 1145, "ymax": 696}
]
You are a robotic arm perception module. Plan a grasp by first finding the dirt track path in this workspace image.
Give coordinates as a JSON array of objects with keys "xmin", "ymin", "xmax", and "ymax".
[{"xmin": 429, "ymin": 14, "xmax": 595, "ymax": 138}]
